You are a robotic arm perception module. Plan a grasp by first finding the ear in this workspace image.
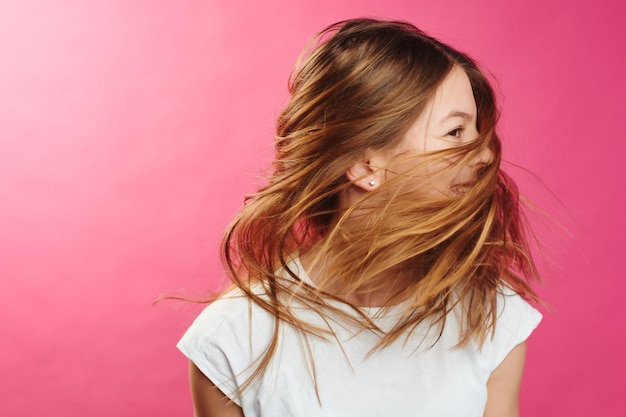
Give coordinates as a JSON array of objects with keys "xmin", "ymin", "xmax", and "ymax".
[{"xmin": 345, "ymin": 150, "xmax": 390, "ymax": 191}]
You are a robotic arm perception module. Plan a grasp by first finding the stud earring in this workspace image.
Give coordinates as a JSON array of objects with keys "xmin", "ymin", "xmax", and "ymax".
[{"xmin": 368, "ymin": 180, "xmax": 376, "ymax": 187}]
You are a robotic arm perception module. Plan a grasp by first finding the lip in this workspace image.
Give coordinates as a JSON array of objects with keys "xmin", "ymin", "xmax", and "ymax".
[{"xmin": 450, "ymin": 182, "xmax": 474, "ymax": 196}]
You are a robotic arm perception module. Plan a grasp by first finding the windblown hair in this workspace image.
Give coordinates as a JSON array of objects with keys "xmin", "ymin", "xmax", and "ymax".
[{"xmin": 221, "ymin": 18, "xmax": 540, "ymax": 390}]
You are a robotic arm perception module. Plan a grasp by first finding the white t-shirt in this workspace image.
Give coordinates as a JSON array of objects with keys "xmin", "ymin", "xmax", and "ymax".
[{"xmin": 178, "ymin": 260, "xmax": 541, "ymax": 417}]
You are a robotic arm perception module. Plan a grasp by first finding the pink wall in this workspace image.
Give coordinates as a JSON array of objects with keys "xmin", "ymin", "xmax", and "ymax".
[{"xmin": 1, "ymin": 1, "xmax": 624, "ymax": 415}]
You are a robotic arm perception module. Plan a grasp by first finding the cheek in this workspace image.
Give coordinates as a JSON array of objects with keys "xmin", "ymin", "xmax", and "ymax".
[
  {"xmin": 395, "ymin": 162, "xmax": 457, "ymax": 196},
  {"xmin": 424, "ymin": 158, "xmax": 457, "ymax": 179},
  {"xmin": 422, "ymin": 135, "xmax": 462, "ymax": 153},
  {"xmin": 423, "ymin": 163, "xmax": 464, "ymax": 195}
]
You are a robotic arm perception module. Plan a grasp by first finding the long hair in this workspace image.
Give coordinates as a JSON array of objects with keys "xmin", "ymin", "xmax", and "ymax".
[{"xmin": 221, "ymin": 18, "xmax": 540, "ymax": 390}]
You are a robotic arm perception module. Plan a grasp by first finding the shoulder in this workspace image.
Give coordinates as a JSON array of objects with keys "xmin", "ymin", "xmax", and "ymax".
[
  {"xmin": 486, "ymin": 286, "xmax": 542, "ymax": 370},
  {"xmin": 178, "ymin": 286, "xmax": 276, "ymax": 357},
  {"xmin": 494, "ymin": 286, "xmax": 542, "ymax": 340},
  {"xmin": 177, "ymin": 287, "xmax": 277, "ymax": 404}
]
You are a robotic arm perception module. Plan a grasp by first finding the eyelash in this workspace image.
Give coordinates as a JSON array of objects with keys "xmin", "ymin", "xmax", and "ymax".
[{"xmin": 448, "ymin": 128, "xmax": 463, "ymax": 138}]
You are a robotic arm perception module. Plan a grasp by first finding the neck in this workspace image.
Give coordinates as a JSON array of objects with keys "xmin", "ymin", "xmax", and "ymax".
[
  {"xmin": 299, "ymin": 240, "xmax": 415, "ymax": 308},
  {"xmin": 297, "ymin": 185, "xmax": 417, "ymax": 307}
]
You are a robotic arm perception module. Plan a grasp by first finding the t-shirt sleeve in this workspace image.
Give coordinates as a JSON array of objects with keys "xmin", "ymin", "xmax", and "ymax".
[
  {"xmin": 176, "ymin": 293, "xmax": 274, "ymax": 405},
  {"xmin": 488, "ymin": 288, "xmax": 542, "ymax": 371}
]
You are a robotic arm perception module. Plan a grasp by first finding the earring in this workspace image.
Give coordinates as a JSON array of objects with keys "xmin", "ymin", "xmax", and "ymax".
[{"xmin": 368, "ymin": 180, "xmax": 376, "ymax": 187}]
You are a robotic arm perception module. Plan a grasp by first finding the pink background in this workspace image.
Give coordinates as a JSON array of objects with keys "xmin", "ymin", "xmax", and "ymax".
[{"xmin": 1, "ymin": 1, "xmax": 624, "ymax": 416}]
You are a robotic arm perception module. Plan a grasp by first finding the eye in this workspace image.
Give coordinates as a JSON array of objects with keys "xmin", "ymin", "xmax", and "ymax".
[{"xmin": 447, "ymin": 128, "xmax": 463, "ymax": 139}]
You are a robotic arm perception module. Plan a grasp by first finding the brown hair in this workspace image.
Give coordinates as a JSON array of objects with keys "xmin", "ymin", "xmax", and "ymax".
[{"xmin": 221, "ymin": 18, "xmax": 540, "ymax": 391}]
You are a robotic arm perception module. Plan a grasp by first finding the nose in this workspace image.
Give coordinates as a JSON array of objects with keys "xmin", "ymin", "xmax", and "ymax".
[{"xmin": 470, "ymin": 145, "xmax": 494, "ymax": 168}]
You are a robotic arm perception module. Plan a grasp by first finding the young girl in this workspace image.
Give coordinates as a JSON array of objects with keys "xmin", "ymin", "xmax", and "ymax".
[{"xmin": 178, "ymin": 18, "xmax": 542, "ymax": 417}]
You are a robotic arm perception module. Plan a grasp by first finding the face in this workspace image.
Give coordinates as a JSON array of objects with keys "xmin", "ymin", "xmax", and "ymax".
[{"xmin": 384, "ymin": 66, "xmax": 493, "ymax": 198}]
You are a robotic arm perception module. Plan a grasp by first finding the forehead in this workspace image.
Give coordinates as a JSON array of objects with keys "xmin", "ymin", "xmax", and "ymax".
[
  {"xmin": 427, "ymin": 66, "xmax": 476, "ymax": 121},
  {"xmin": 395, "ymin": 66, "xmax": 477, "ymax": 153}
]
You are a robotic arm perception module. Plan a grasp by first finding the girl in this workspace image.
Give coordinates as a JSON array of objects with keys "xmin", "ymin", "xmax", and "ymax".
[{"xmin": 178, "ymin": 18, "xmax": 542, "ymax": 417}]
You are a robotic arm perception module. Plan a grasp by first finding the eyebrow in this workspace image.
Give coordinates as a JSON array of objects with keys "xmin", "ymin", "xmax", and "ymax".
[{"xmin": 440, "ymin": 111, "xmax": 474, "ymax": 123}]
